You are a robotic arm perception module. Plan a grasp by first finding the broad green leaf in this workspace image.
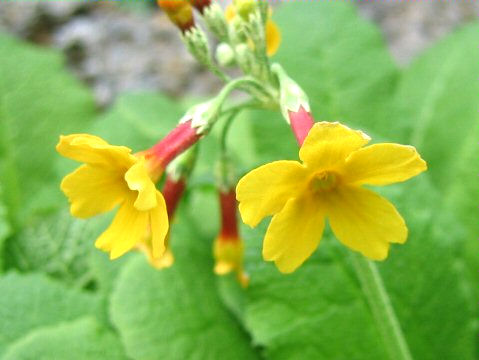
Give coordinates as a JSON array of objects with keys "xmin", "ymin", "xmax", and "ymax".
[
  {"xmin": 88, "ymin": 247, "xmax": 130, "ymax": 296},
  {"xmin": 0, "ymin": 272, "xmax": 103, "ymax": 356},
  {"xmin": 0, "ymin": 34, "xmax": 96, "ymax": 228},
  {"xmin": 110, "ymin": 222, "xmax": 260, "ymax": 360},
  {"xmin": 0, "ymin": 197, "xmax": 11, "ymax": 271},
  {"xmin": 6, "ymin": 205, "xmax": 131, "ymax": 294},
  {"xmin": 2, "ymin": 317, "xmax": 128, "ymax": 360},
  {"xmin": 219, "ymin": 176, "xmax": 475, "ymax": 359},
  {"xmin": 92, "ymin": 92, "xmax": 184, "ymax": 151},
  {"xmin": 394, "ymin": 24, "xmax": 479, "ymax": 285},
  {"xmin": 5, "ymin": 210, "xmax": 107, "ymax": 286}
]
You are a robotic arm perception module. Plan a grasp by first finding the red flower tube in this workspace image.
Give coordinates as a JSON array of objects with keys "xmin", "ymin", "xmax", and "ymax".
[
  {"xmin": 288, "ymin": 106, "xmax": 315, "ymax": 146},
  {"xmin": 213, "ymin": 189, "xmax": 249, "ymax": 287},
  {"xmin": 141, "ymin": 120, "xmax": 201, "ymax": 182}
]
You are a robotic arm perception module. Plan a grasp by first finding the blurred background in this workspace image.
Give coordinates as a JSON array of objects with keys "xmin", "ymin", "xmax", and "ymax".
[{"xmin": 0, "ymin": 2, "xmax": 477, "ymax": 108}]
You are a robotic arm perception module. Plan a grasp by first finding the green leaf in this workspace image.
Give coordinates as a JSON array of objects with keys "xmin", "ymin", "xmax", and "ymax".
[
  {"xmin": 5, "ymin": 210, "xmax": 107, "ymax": 286},
  {"xmin": 6, "ymin": 206, "xmax": 131, "ymax": 294},
  {"xmin": 110, "ymin": 223, "xmax": 261, "ymax": 360},
  {"xmin": 92, "ymin": 92, "xmax": 184, "ymax": 151},
  {"xmin": 394, "ymin": 24, "xmax": 479, "ymax": 286},
  {"xmin": 0, "ymin": 197, "xmax": 11, "ymax": 271},
  {"xmin": 2, "ymin": 317, "xmax": 128, "ymax": 360},
  {"xmin": 0, "ymin": 34, "xmax": 96, "ymax": 228},
  {"xmin": 220, "ymin": 177, "xmax": 475, "ymax": 359},
  {"xmin": 0, "ymin": 272, "xmax": 103, "ymax": 356}
]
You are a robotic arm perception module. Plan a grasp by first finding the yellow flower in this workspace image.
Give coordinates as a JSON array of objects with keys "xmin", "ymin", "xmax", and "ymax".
[
  {"xmin": 225, "ymin": 4, "xmax": 281, "ymax": 56},
  {"xmin": 214, "ymin": 236, "xmax": 249, "ymax": 288},
  {"xmin": 137, "ymin": 236, "xmax": 174, "ymax": 269},
  {"xmin": 236, "ymin": 122, "xmax": 427, "ymax": 273},
  {"xmin": 57, "ymin": 134, "xmax": 169, "ymax": 260}
]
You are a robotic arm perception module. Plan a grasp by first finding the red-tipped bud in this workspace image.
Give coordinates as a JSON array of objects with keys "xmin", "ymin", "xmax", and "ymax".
[
  {"xmin": 288, "ymin": 106, "xmax": 315, "ymax": 146},
  {"xmin": 142, "ymin": 120, "xmax": 201, "ymax": 182},
  {"xmin": 158, "ymin": 0, "xmax": 195, "ymax": 33},
  {"xmin": 271, "ymin": 63, "xmax": 314, "ymax": 145},
  {"xmin": 213, "ymin": 189, "xmax": 249, "ymax": 287}
]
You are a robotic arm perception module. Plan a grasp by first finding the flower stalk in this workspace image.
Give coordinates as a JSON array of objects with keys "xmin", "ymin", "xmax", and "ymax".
[{"xmin": 350, "ymin": 253, "xmax": 413, "ymax": 360}]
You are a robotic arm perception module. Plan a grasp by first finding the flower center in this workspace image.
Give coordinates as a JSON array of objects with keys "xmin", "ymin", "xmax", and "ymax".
[{"xmin": 310, "ymin": 171, "xmax": 338, "ymax": 192}]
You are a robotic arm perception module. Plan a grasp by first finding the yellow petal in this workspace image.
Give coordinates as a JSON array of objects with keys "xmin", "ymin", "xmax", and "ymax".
[
  {"xmin": 125, "ymin": 157, "xmax": 158, "ymax": 211},
  {"xmin": 149, "ymin": 192, "xmax": 169, "ymax": 258},
  {"xmin": 343, "ymin": 143, "xmax": 427, "ymax": 186},
  {"xmin": 137, "ymin": 241, "xmax": 173, "ymax": 269},
  {"xmin": 263, "ymin": 195, "xmax": 324, "ymax": 274},
  {"xmin": 225, "ymin": 4, "xmax": 235, "ymax": 22},
  {"xmin": 325, "ymin": 186, "xmax": 407, "ymax": 260},
  {"xmin": 61, "ymin": 164, "xmax": 127, "ymax": 218},
  {"xmin": 95, "ymin": 199, "xmax": 150, "ymax": 260},
  {"xmin": 266, "ymin": 20, "xmax": 281, "ymax": 56},
  {"xmin": 214, "ymin": 261, "xmax": 234, "ymax": 275},
  {"xmin": 56, "ymin": 134, "xmax": 136, "ymax": 169},
  {"xmin": 236, "ymin": 160, "xmax": 309, "ymax": 227},
  {"xmin": 299, "ymin": 122, "xmax": 370, "ymax": 171}
]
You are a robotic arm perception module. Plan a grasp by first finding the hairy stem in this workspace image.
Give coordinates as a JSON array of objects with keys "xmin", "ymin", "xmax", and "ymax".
[{"xmin": 350, "ymin": 253, "xmax": 413, "ymax": 360}]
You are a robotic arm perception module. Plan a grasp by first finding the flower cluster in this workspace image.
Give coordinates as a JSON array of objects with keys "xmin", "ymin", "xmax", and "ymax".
[{"xmin": 56, "ymin": 1, "xmax": 427, "ymax": 286}]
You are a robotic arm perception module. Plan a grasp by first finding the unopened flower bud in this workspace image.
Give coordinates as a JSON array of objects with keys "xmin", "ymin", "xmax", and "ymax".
[
  {"xmin": 203, "ymin": 3, "xmax": 229, "ymax": 41},
  {"xmin": 157, "ymin": 0, "xmax": 195, "ymax": 33},
  {"xmin": 234, "ymin": 43, "xmax": 254, "ymax": 74},
  {"xmin": 271, "ymin": 63, "xmax": 313, "ymax": 144},
  {"xmin": 190, "ymin": 0, "xmax": 211, "ymax": 14},
  {"xmin": 182, "ymin": 27, "xmax": 211, "ymax": 67},
  {"xmin": 215, "ymin": 43, "xmax": 235, "ymax": 67}
]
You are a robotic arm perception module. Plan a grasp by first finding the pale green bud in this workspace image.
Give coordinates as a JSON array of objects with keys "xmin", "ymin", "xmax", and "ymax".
[
  {"xmin": 234, "ymin": 43, "xmax": 254, "ymax": 74},
  {"xmin": 182, "ymin": 27, "xmax": 211, "ymax": 66},
  {"xmin": 215, "ymin": 43, "xmax": 235, "ymax": 67},
  {"xmin": 271, "ymin": 63, "xmax": 311, "ymax": 123},
  {"xmin": 203, "ymin": 3, "xmax": 229, "ymax": 42}
]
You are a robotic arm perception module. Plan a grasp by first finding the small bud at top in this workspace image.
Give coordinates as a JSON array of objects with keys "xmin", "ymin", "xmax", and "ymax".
[
  {"xmin": 182, "ymin": 27, "xmax": 211, "ymax": 66},
  {"xmin": 157, "ymin": 0, "xmax": 195, "ymax": 33},
  {"xmin": 190, "ymin": 0, "xmax": 211, "ymax": 14},
  {"xmin": 233, "ymin": 0, "xmax": 257, "ymax": 20},
  {"xmin": 203, "ymin": 3, "xmax": 229, "ymax": 42}
]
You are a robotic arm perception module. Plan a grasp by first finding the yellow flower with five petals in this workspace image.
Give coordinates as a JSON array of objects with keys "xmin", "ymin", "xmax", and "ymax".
[
  {"xmin": 236, "ymin": 122, "xmax": 427, "ymax": 273},
  {"xmin": 57, "ymin": 134, "xmax": 169, "ymax": 260}
]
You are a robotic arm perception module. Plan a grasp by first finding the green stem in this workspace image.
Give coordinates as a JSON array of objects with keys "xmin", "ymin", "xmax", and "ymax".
[
  {"xmin": 206, "ymin": 60, "xmax": 231, "ymax": 83},
  {"xmin": 350, "ymin": 253, "xmax": 413, "ymax": 360},
  {"xmin": 220, "ymin": 111, "xmax": 239, "ymax": 153},
  {"xmin": 214, "ymin": 77, "xmax": 269, "ymax": 113}
]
